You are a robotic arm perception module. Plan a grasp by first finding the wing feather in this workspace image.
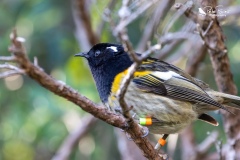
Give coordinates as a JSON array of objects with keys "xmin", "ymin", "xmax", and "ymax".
[{"xmin": 132, "ymin": 68, "xmax": 230, "ymax": 112}]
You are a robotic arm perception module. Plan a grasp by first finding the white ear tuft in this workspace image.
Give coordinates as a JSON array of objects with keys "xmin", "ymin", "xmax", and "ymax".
[{"xmin": 107, "ymin": 46, "xmax": 118, "ymax": 52}]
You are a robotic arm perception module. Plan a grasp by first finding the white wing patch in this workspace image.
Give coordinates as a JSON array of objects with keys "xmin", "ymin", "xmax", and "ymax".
[
  {"xmin": 107, "ymin": 46, "xmax": 118, "ymax": 52},
  {"xmin": 152, "ymin": 71, "xmax": 184, "ymax": 81}
]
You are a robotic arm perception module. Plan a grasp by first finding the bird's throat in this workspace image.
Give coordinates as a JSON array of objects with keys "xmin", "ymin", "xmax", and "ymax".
[{"xmin": 89, "ymin": 54, "xmax": 133, "ymax": 103}]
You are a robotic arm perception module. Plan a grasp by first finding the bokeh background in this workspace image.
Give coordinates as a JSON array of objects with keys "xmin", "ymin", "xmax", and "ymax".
[{"xmin": 0, "ymin": 0, "xmax": 240, "ymax": 160}]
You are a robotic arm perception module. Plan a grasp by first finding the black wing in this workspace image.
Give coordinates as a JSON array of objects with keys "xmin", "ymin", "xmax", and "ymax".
[{"xmin": 133, "ymin": 65, "xmax": 230, "ymax": 112}]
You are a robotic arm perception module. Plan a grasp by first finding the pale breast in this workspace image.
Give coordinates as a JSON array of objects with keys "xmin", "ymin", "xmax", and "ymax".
[{"xmin": 109, "ymin": 82, "xmax": 199, "ymax": 134}]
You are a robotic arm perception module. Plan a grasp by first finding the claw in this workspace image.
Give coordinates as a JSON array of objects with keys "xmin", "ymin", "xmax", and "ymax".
[
  {"xmin": 121, "ymin": 113, "xmax": 151, "ymax": 140},
  {"xmin": 141, "ymin": 126, "xmax": 149, "ymax": 138},
  {"xmin": 125, "ymin": 132, "xmax": 133, "ymax": 141},
  {"xmin": 159, "ymin": 154, "xmax": 169, "ymax": 160},
  {"xmin": 132, "ymin": 113, "xmax": 137, "ymax": 119}
]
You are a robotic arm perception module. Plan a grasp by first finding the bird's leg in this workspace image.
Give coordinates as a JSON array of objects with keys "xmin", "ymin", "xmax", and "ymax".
[
  {"xmin": 137, "ymin": 117, "xmax": 169, "ymax": 150},
  {"xmin": 154, "ymin": 134, "xmax": 169, "ymax": 150},
  {"xmin": 138, "ymin": 117, "xmax": 152, "ymax": 137},
  {"xmin": 122, "ymin": 113, "xmax": 150, "ymax": 140}
]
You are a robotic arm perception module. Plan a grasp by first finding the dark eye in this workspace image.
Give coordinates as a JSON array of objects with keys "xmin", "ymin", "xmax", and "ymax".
[{"xmin": 95, "ymin": 50, "xmax": 101, "ymax": 57}]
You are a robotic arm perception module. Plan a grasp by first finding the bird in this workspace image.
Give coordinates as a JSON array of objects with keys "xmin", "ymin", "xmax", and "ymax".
[{"xmin": 75, "ymin": 43, "xmax": 240, "ymax": 148}]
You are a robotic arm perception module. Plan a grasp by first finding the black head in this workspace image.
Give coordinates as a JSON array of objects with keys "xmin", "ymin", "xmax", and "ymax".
[
  {"xmin": 75, "ymin": 43, "xmax": 125, "ymax": 67},
  {"xmin": 75, "ymin": 43, "xmax": 133, "ymax": 103}
]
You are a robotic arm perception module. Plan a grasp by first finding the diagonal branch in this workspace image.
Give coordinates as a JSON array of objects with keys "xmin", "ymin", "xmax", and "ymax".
[
  {"xmin": 182, "ymin": 0, "xmax": 240, "ymax": 159},
  {"xmin": 7, "ymin": 29, "xmax": 163, "ymax": 160},
  {"xmin": 136, "ymin": 0, "xmax": 175, "ymax": 52},
  {"xmin": 52, "ymin": 115, "xmax": 97, "ymax": 160},
  {"xmin": 0, "ymin": 56, "xmax": 16, "ymax": 62},
  {"xmin": 8, "ymin": 29, "xmax": 126, "ymax": 130},
  {"xmin": 114, "ymin": 0, "xmax": 159, "ymax": 35},
  {"xmin": 72, "ymin": 0, "xmax": 99, "ymax": 50},
  {"xmin": 0, "ymin": 63, "xmax": 25, "ymax": 79}
]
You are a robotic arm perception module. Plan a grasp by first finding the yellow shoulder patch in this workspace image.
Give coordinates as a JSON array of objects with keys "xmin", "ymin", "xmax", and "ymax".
[
  {"xmin": 111, "ymin": 69, "xmax": 150, "ymax": 94},
  {"xmin": 134, "ymin": 71, "xmax": 151, "ymax": 77},
  {"xmin": 111, "ymin": 69, "xmax": 127, "ymax": 95}
]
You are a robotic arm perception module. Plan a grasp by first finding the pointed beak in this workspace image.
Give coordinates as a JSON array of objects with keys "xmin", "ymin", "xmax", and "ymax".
[{"xmin": 74, "ymin": 52, "xmax": 89, "ymax": 58}]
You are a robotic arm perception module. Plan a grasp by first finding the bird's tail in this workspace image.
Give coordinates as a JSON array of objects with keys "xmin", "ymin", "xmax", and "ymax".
[{"xmin": 208, "ymin": 91, "xmax": 240, "ymax": 109}]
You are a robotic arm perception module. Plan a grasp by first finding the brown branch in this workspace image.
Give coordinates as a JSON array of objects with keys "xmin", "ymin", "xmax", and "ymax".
[
  {"xmin": 184, "ymin": 0, "xmax": 240, "ymax": 159},
  {"xmin": 7, "ymin": 29, "xmax": 163, "ymax": 160},
  {"xmin": 52, "ymin": 115, "xmax": 97, "ymax": 160},
  {"xmin": 116, "ymin": 44, "xmax": 161, "ymax": 119},
  {"xmin": 9, "ymin": 30, "xmax": 126, "ymax": 129},
  {"xmin": 72, "ymin": 0, "xmax": 99, "ymax": 50},
  {"xmin": 115, "ymin": 40, "xmax": 162, "ymax": 159},
  {"xmin": 115, "ymin": 6, "xmax": 163, "ymax": 156},
  {"xmin": 53, "ymin": 1, "xmax": 100, "ymax": 158}
]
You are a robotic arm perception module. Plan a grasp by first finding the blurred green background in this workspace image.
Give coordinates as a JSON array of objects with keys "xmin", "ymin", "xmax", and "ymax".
[{"xmin": 0, "ymin": 0, "xmax": 240, "ymax": 160}]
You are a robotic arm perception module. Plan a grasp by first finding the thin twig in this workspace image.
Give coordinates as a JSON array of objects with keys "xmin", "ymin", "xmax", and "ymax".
[
  {"xmin": 114, "ymin": 0, "xmax": 159, "ymax": 35},
  {"xmin": 196, "ymin": 131, "xmax": 219, "ymax": 155},
  {"xmin": 162, "ymin": 1, "xmax": 193, "ymax": 35},
  {"xmin": 8, "ymin": 29, "xmax": 127, "ymax": 130},
  {"xmin": 52, "ymin": 115, "xmax": 97, "ymax": 160},
  {"xmin": 136, "ymin": 0, "xmax": 175, "ymax": 52},
  {"xmin": 0, "ymin": 56, "xmax": 17, "ymax": 62},
  {"xmin": 165, "ymin": 35, "xmax": 198, "ymax": 63},
  {"xmin": 156, "ymin": 20, "xmax": 196, "ymax": 60},
  {"xmin": 96, "ymin": 0, "xmax": 117, "ymax": 37},
  {"xmin": 0, "ymin": 63, "xmax": 25, "ymax": 79},
  {"xmin": 0, "ymin": 70, "xmax": 24, "ymax": 79},
  {"xmin": 0, "ymin": 64, "xmax": 22, "ymax": 71},
  {"xmin": 116, "ymin": 44, "xmax": 161, "ymax": 119},
  {"xmin": 159, "ymin": 32, "xmax": 197, "ymax": 45},
  {"xmin": 71, "ymin": 0, "xmax": 99, "ymax": 50},
  {"xmin": 215, "ymin": 140, "xmax": 223, "ymax": 160}
]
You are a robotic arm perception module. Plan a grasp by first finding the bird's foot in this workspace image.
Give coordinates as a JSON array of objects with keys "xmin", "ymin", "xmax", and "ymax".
[
  {"xmin": 121, "ymin": 114, "xmax": 150, "ymax": 140},
  {"xmin": 141, "ymin": 126, "xmax": 149, "ymax": 137},
  {"xmin": 159, "ymin": 153, "xmax": 169, "ymax": 160},
  {"xmin": 124, "ymin": 126, "xmax": 149, "ymax": 140}
]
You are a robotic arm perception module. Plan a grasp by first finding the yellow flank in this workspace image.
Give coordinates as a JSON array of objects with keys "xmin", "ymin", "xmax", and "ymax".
[{"xmin": 111, "ymin": 69, "xmax": 150, "ymax": 94}]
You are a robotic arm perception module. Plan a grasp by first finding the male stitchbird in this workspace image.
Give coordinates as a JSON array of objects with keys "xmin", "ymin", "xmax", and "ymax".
[{"xmin": 75, "ymin": 43, "xmax": 240, "ymax": 148}]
